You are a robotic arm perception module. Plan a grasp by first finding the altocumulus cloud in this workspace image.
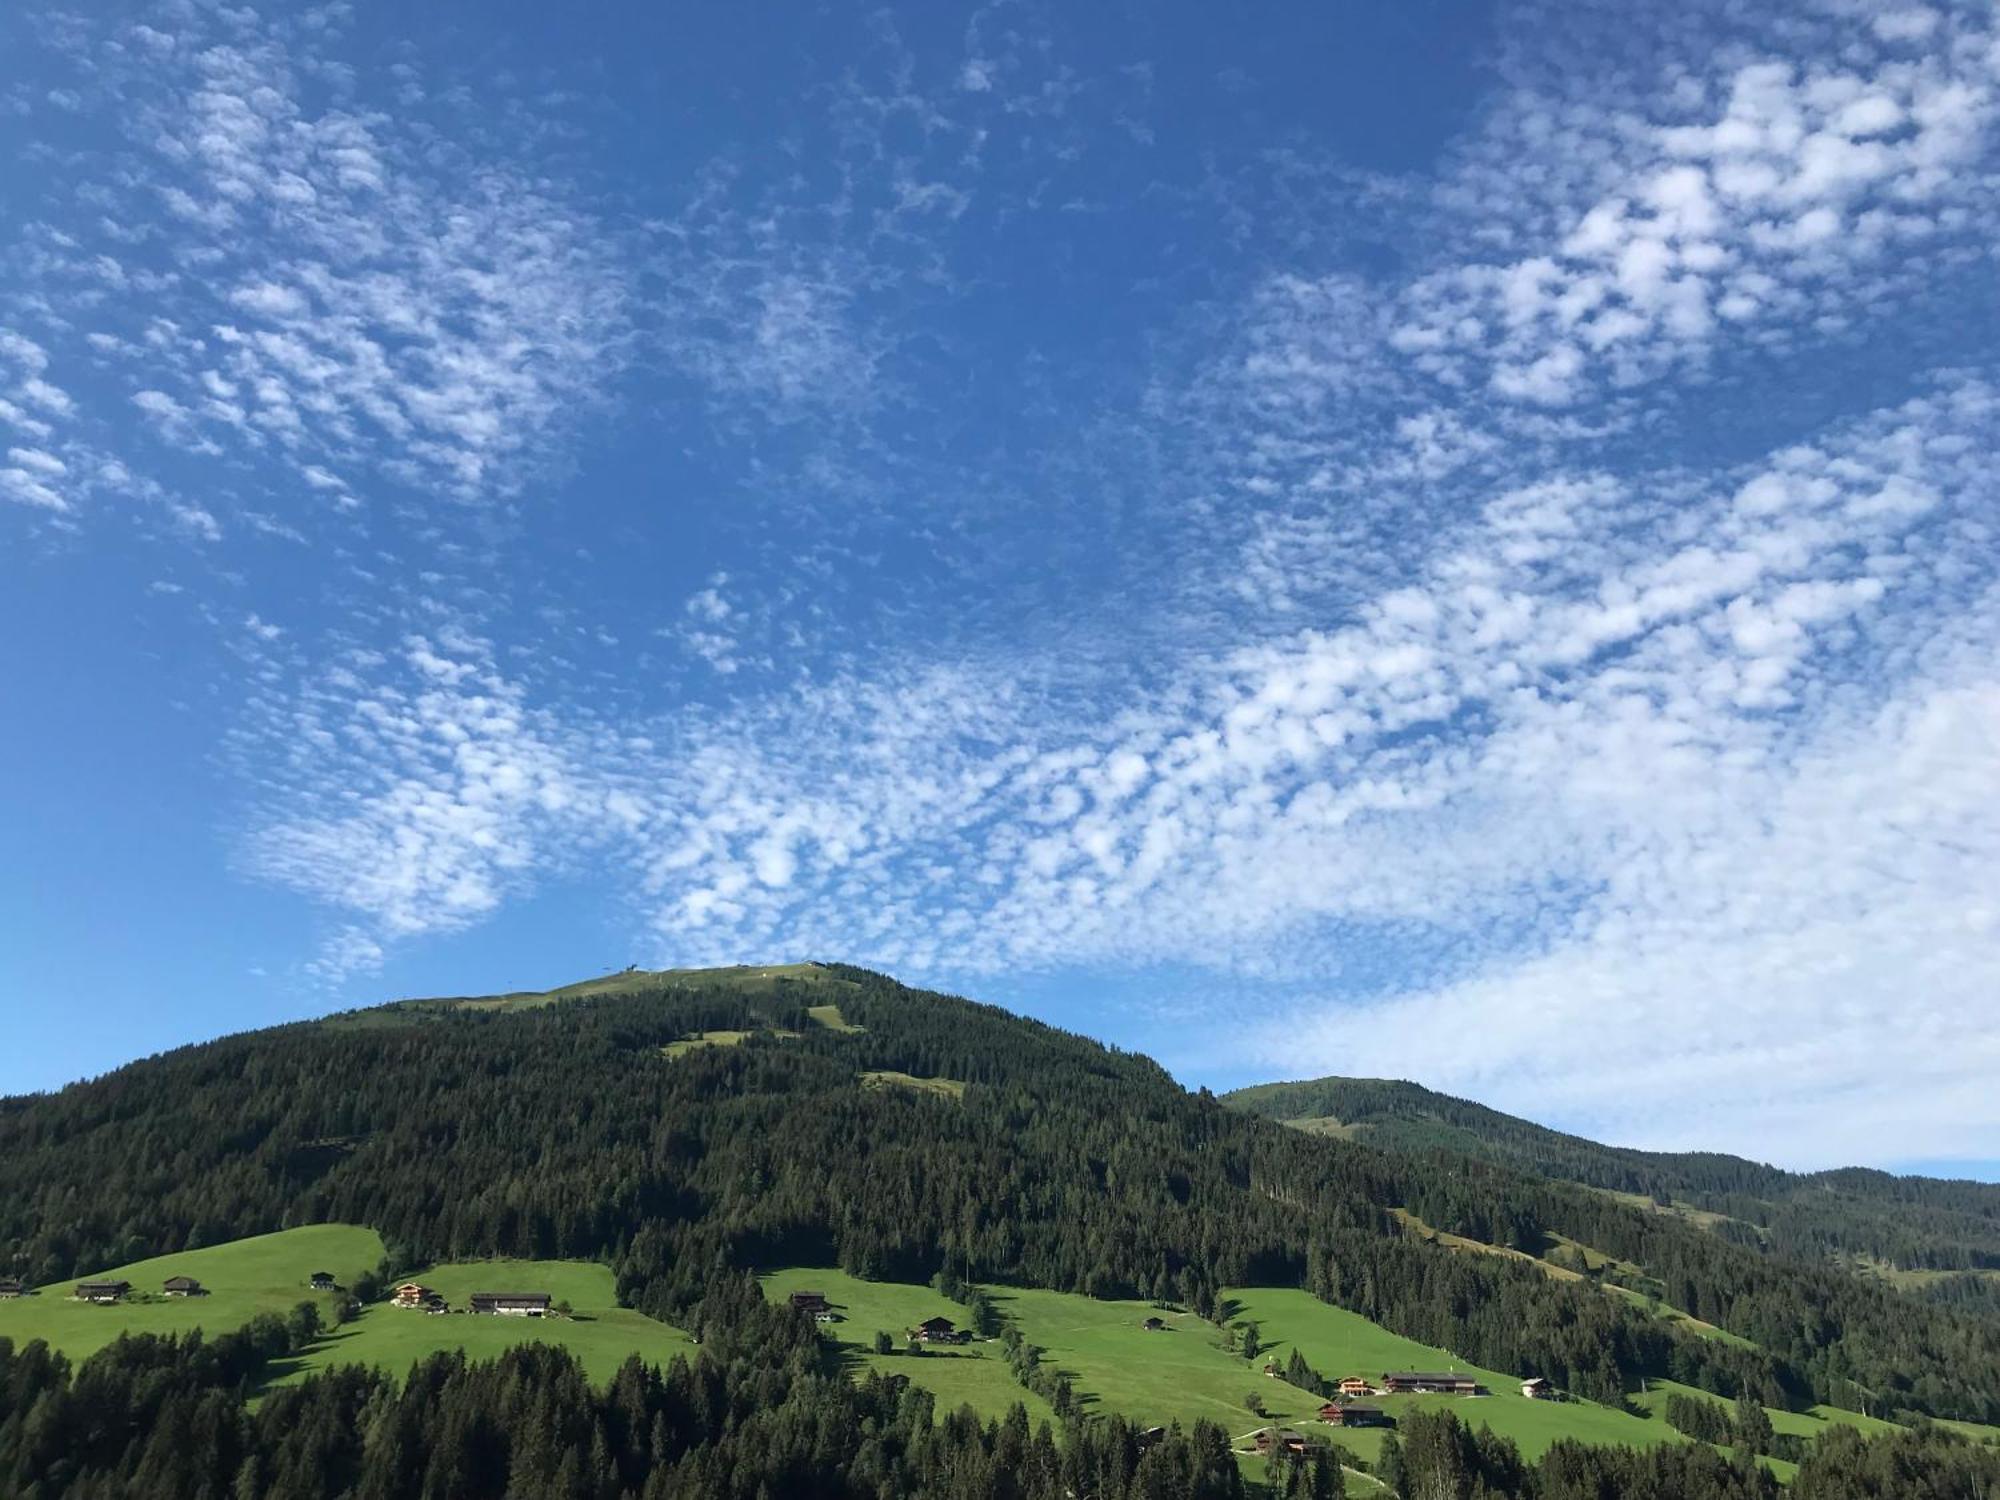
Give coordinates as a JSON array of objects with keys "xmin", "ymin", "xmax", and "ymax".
[{"xmin": 5, "ymin": 0, "xmax": 1999, "ymax": 1165}]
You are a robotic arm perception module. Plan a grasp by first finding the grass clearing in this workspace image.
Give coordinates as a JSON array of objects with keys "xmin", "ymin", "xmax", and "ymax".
[
  {"xmin": 1391, "ymin": 1209, "xmax": 1583, "ymax": 1283},
  {"xmin": 756, "ymin": 1271, "xmax": 1734, "ymax": 1474},
  {"xmin": 758, "ymin": 1269, "xmax": 1053, "ymax": 1424},
  {"xmin": 994, "ymin": 1286, "xmax": 1326, "ymax": 1435},
  {"xmin": 396, "ymin": 962, "xmax": 856, "ymax": 1015},
  {"xmin": 659, "ymin": 1029, "xmax": 756, "ymax": 1058},
  {"xmin": 1632, "ymin": 1378, "xmax": 1902, "ymax": 1448},
  {"xmin": 860, "ymin": 1070, "xmax": 966, "ymax": 1099},
  {"xmin": 808, "ymin": 1003, "xmax": 864, "ymax": 1032},
  {"xmin": 0, "ymin": 1224, "xmax": 384, "ymax": 1366},
  {"xmin": 273, "ymin": 1259, "xmax": 695, "ymax": 1390},
  {"xmin": 1224, "ymin": 1288, "xmax": 1682, "ymax": 1464},
  {"xmin": 1596, "ymin": 1188, "xmax": 1766, "ymax": 1241}
]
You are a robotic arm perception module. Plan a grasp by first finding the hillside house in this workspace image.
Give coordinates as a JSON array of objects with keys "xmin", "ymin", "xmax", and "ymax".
[
  {"xmin": 1135, "ymin": 1426, "xmax": 1167, "ymax": 1451},
  {"xmin": 1141, "ymin": 1316, "xmax": 1166, "ymax": 1331},
  {"xmin": 391, "ymin": 1282, "xmax": 434, "ymax": 1309},
  {"xmin": 470, "ymin": 1292, "xmax": 552, "ymax": 1317},
  {"xmin": 162, "ymin": 1276, "xmax": 204, "ymax": 1297},
  {"xmin": 1319, "ymin": 1402, "xmax": 1391, "ymax": 1428},
  {"xmin": 75, "ymin": 1280, "xmax": 130, "ymax": 1303},
  {"xmin": 909, "ymin": 1315, "xmax": 961, "ymax": 1343},
  {"xmin": 310, "ymin": 1272, "xmax": 337, "ymax": 1291},
  {"xmin": 1262, "ymin": 1359, "xmax": 1281, "ymax": 1377},
  {"xmin": 1337, "ymin": 1377, "xmax": 1375, "ymax": 1397},
  {"xmin": 1521, "ymin": 1377, "xmax": 1555, "ymax": 1400},
  {"xmin": 0, "ymin": 1279, "xmax": 25, "ymax": 1299},
  {"xmin": 1253, "ymin": 1428, "xmax": 1309, "ymax": 1459},
  {"xmin": 1381, "ymin": 1371, "xmax": 1483, "ymax": 1395},
  {"xmin": 789, "ymin": 1291, "xmax": 830, "ymax": 1316}
]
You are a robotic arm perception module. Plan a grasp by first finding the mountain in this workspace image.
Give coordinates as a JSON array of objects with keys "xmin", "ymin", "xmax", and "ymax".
[
  {"xmin": 3, "ymin": 965, "xmax": 2000, "ymax": 1498},
  {"xmin": 1220, "ymin": 1077, "xmax": 2000, "ymax": 1278}
]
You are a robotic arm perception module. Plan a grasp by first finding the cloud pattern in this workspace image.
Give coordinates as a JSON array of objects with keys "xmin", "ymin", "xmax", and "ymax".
[{"xmin": 4, "ymin": 0, "xmax": 1998, "ymax": 1165}]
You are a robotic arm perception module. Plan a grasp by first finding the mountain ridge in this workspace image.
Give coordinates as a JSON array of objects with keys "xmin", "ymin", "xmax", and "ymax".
[
  {"xmin": 1220, "ymin": 1075, "xmax": 2000, "ymax": 1277},
  {"xmin": 3, "ymin": 963, "xmax": 1997, "ymax": 1430}
]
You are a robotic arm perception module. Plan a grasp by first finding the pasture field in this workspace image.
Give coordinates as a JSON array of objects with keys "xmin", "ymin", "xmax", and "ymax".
[
  {"xmin": 272, "ymin": 1259, "xmax": 695, "ymax": 1388},
  {"xmin": 991, "ymin": 1286, "xmax": 1326, "ymax": 1435},
  {"xmin": 809, "ymin": 1002, "xmax": 864, "ymax": 1031},
  {"xmin": 1222, "ymin": 1288, "xmax": 1683, "ymax": 1464},
  {"xmin": 758, "ymin": 1268, "xmax": 1055, "ymax": 1424},
  {"xmin": 660, "ymin": 1029, "xmax": 756, "ymax": 1057},
  {"xmin": 1634, "ymin": 1378, "xmax": 1904, "ymax": 1443},
  {"xmin": 0, "ymin": 1224, "xmax": 383, "ymax": 1365},
  {"xmin": 860, "ymin": 1070, "xmax": 967, "ymax": 1099}
]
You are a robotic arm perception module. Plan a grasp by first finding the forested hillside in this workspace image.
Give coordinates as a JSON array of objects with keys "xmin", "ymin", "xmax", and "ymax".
[
  {"xmin": 3, "ymin": 965, "xmax": 1997, "ymax": 1435},
  {"xmin": 1221, "ymin": 1077, "xmax": 2000, "ymax": 1274}
]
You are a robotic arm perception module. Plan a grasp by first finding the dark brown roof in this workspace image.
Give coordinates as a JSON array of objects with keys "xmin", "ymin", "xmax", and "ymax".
[
  {"xmin": 163, "ymin": 1276, "xmax": 202, "ymax": 1290},
  {"xmin": 915, "ymin": 1315, "xmax": 955, "ymax": 1329},
  {"xmin": 471, "ymin": 1291, "xmax": 550, "ymax": 1302},
  {"xmin": 1384, "ymin": 1371, "xmax": 1473, "ymax": 1382},
  {"xmin": 76, "ymin": 1279, "xmax": 130, "ymax": 1292}
]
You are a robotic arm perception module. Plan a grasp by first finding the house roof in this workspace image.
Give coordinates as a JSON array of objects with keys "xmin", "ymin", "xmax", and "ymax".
[
  {"xmin": 471, "ymin": 1291, "xmax": 550, "ymax": 1301},
  {"xmin": 915, "ymin": 1315, "xmax": 955, "ymax": 1328},
  {"xmin": 1384, "ymin": 1371, "xmax": 1473, "ymax": 1382},
  {"xmin": 76, "ymin": 1279, "xmax": 129, "ymax": 1291},
  {"xmin": 163, "ymin": 1276, "xmax": 202, "ymax": 1289}
]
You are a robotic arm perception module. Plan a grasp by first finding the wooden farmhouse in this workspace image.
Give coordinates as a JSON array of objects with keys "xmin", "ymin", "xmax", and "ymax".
[
  {"xmin": 1253, "ymin": 1428, "xmax": 1310, "ymax": 1459},
  {"xmin": 1521, "ymin": 1377, "xmax": 1555, "ymax": 1400},
  {"xmin": 1336, "ymin": 1376, "xmax": 1374, "ymax": 1397},
  {"xmin": 391, "ymin": 1282, "xmax": 435, "ymax": 1309},
  {"xmin": 470, "ymin": 1291, "xmax": 552, "ymax": 1317},
  {"xmin": 162, "ymin": 1276, "xmax": 205, "ymax": 1297},
  {"xmin": 1318, "ymin": 1402, "xmax": 1391, "ymax": 1428},
  {"xmin": 0, "ymin": 1278, "xmax": 25, "ymax": 1299},
  {"xmin": 789, "ymin": 1290, "xmax": 834, "ymax": 1320},
  {"xmin": 1381, "ymin": 1371, "xmax": 1483, "ymax": 1395},
  {"xmin": 74, "ymin": 1279, "xmax": 130, "ymax": 1303},
  {"xmin": 909, "ymin": 1315, "xmax": 962, "ymax": 1343},
  {"xmin": 310, "ymin": 1272, "xmax": 337, "ymax": 1291},
  {"xmin": 1141, "ymin": 1315, "xmax": 1166, "ymax": 1331}
]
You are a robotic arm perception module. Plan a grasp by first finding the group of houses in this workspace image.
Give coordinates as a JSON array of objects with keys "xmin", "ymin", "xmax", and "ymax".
[
  {"xmin": 65, "ymin": 1276, "xmax": 207, "ymax": 1303},
  {"xmin": 392, "ymin": 1281, "xmax": 553, "ymax": 1316}
]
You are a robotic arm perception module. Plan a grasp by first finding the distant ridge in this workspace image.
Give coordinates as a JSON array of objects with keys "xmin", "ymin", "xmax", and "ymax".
[{"xmin": 1222, "ymin": 1076, "xmax": 2000, "ymax": 1278}]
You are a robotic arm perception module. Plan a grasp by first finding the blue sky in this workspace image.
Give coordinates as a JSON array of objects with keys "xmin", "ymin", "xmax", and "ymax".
[{"xmin": 3, "ymin": 0, "xmax": 1997, "ymax": 1174}]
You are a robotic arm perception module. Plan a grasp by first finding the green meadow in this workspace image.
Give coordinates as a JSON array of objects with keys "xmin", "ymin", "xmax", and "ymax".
[
  {"xmin": 272, "ymin": 1259, "xmax": 695, "ymax": 1388},
  {"xmin": 860, "ymin": 1070, "xmax": 967, "ymax": 1099},
  {"xmin": 758, "ymin": 1268, "xmax": 1055, "ymax": 1424},
  {"xmin": 1223, "ymin": 1288, "xmax": 1682, "ymax": 1464},
  {"xmin": 0, "ymin": 1224, "xmax": 383, "ymax": 1365},
  {"xmin": 1634, "ymin": 1377, "xmax": 1904, "ymax": 1443},
  {"xmin": 398, "ymin": 962, "xmax": 857, "ymax": 1015}
]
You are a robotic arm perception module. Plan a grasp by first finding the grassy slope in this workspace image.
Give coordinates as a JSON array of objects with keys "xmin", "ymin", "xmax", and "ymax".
[
  {"xmin": 995, "ymin": 1286, "xmax": 1323, "ymax": 1435},
  {"xmin": 758, "ymin": 1268, "xmax": 1053, "ymax": 1424},
  {"xmin": 1225, "ymin": 1288, "xmax": 1682, "ymax": 1465},
  {"xmin": 861, "ymin": 1071, "xmax": 967, "ymax": 1099},
  {"xmin": 1631, "ymin": 1378, "xmax": 1902, "ymax": 1443},
  {"xmin": 0, "ymin": 1224, "xmax": 383, "ymax": 1365},
  {"xmin": 274, "ymin": 1259, "xmax": 695, "ymax": 1389},
  {"xmin": 416, "ymin": 963, "xmax": 855, "ymax": 1014}
]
